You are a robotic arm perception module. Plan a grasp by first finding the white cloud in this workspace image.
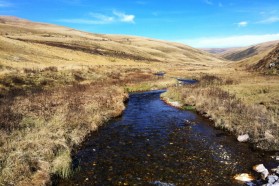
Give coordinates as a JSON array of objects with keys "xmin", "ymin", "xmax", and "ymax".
[
  {"xmin": 113, "ymin": 11, "xmax": 135, "ymax": 23},
  {"xmin": 89, "ymin": 13, "xmax": 114, "ymax": 23},
  {"xmin": 237, "ymin": 21, "xmax": 248, "ymax": 27},
  {"xmin": 58, "ymin": 10, "xmax": 135, "ymax": 25},
  {"xmin": 204, "ymin": 0, "xmax": 213, "ymax": 5},
  {"xmin": 179, "ymin": 34, "xmax": 279, "ymax": 48},
  {"xmin": 257, "ymin": 16, "xmax": 279, "ymax": 24},
  {"xmin": 0, "ymin": 0, "xmax": 12, "ymax": 7}
]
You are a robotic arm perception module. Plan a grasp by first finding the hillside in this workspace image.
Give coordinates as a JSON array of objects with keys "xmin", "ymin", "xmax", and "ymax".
[
  {"xmin": 219, "ymin": 40, "xmax": 279, "ymax": 61},
  {"xmin": 0, "ymin": 16, "xmax": 225, "ymax": 74},
  {"xmin": 201, "ymin": 47, "xmax": 238, "ymax": 54},
  {"xmin": 251, "ymin": 44, "xmax": 279, "ymax": 74}
]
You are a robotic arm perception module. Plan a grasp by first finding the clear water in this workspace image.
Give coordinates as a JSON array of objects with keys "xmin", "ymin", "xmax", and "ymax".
[{"xmin": 58, "ymin": 90, "xmax": 278, "ymax": 186}]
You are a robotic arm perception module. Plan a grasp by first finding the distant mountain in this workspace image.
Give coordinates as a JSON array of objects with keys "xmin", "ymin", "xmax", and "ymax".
[{"xmin": 201, "ymin": 48, "xmax": 238, "ymax": 54}]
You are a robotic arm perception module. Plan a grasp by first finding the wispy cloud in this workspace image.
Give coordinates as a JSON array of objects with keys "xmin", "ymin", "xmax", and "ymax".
[
  {"xmin": 136, "ymin": 1, "xmax": 146, "ymax": 5},
  {"xmin": 179, "ymin": 34, "xmax": 279, "ymax": 48},
  {"xmin": 204, "ymin": 0, "xmax": 213, "ymax": 5},
  {"xmin": 0, "ymin": 0, "xmax": 12, "ymax": 7},
  {"xmin": 218, "ymin": 2, "xmax": 223, "ymax": 7},
  {"xmin": 58, "ymin": 10, "xmax": 135, "ymax": 25},
  {"xmin": 237, "ymin": 21, "xmax": 248, "ymax": 27},
  {"xmin": 257, "ymin": 16, "xmax": 279, "ymax": 24},
  {"xmin": 89, "ymin": 13, "xmax": 114, "ymax": 23},
  {"xmin": 113, "ymin": 11, "xmax": 135, "ymax": 23}
]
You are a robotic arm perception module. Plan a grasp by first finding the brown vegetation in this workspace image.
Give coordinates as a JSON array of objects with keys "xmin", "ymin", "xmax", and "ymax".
[
  {"xmin": 0, "ymin": 63, "xmax": 177, "ymax": 185},
  {"xmin": 251, "ymin": 44, "xmax": 279, "ymax": 75},
  {"xmin": 0, "ymin": 80, "xmax": 127, "ymax": 185}
]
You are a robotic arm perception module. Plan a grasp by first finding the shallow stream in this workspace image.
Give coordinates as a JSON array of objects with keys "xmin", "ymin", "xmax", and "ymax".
[{"xmin": 58, "ymin": 90, "xmax": 278, "ymax": 185}]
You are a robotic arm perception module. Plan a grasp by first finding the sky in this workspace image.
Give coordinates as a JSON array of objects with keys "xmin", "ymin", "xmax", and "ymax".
[{"xmin": 1, "ymin": 0, "xmax": 279, "ymax": 48}]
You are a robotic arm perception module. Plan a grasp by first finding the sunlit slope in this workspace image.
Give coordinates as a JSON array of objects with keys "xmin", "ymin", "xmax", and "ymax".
[
  {"xmin": 0, "ymin": 16, "xmax": 225, "ymax": 72},
  {"xmin": 220, "ymin": 40, "xmax": 279, "ymax": 61},
  {"xmin": 250, "ymin": 44, "xmax": 279, "ymax": 74}
]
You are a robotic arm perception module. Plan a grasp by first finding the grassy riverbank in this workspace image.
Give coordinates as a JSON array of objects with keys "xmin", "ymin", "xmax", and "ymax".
[
  {"xmin": 0, "ymin": 65, "xmax": 179, "ymax": 185},
  {"xmin": 162, "ymin": 73, "xmax": 279, "ymax": 150}
]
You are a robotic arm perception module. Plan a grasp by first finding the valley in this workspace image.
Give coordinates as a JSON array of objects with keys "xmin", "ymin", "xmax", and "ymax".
[{"xmin": 0, "ymin": 16, "xmax": 278, "ymax": 185}]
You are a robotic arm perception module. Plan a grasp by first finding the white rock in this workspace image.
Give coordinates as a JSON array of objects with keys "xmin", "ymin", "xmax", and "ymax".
[
  {"xmin": 253, "ymin": 164, "xmax": 269, "ymax": 179},
  {"xmin": 237, "ymin": 134, "xmax": 249, "ymax": 142},
  {"xmin": 169, "ymin": 101, "xmax": 182, "ymax": 108},
  {"xmin": 268, "ymin": 175, "xmax": 279, "ymax": 184}
]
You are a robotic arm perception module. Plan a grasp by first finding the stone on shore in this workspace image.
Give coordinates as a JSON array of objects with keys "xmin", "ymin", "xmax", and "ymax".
[
  {"xmin": 237, "ymin": 134, "xmax": 249, "ymax": 142},
  {"xmin": 253, "ymin": 164, "xmax": 269, "ymax": 179}
]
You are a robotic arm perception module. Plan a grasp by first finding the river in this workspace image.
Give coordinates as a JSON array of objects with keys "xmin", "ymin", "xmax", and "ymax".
[{"xmin": 58, "ymin": 90, "xmax": 278, "ymax": 186}]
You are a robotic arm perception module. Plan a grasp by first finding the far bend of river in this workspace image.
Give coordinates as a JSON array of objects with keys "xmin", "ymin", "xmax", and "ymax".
[{"xmin": 58, "ymin": 90, "xmax": 278, "ymax": 186}]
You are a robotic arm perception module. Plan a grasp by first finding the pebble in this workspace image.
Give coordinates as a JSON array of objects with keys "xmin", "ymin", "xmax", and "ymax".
[
  {"xmin": 237, "ymin": 134, "xmax": 249, "ymax": 142},
  {"xmin": 152, "ymin": 181, "xmax": 175, "ymax": 186}
]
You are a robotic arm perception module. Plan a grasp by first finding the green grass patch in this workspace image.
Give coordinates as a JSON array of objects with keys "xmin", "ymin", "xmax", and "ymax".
[{"xmin": 182, "ymin": 105, "xmax": 196, "ymax": 111}]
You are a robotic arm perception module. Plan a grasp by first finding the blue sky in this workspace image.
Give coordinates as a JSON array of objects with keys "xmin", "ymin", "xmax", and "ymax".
[{"xmin": 1, "ymin": 0, "xmax": 279, "ymax": 48}]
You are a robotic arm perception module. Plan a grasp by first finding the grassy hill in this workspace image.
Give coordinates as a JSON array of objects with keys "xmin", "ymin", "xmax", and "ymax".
[
  {"xmin": 201, "ymin": 47, "xmax": 238, "ymax": 54},
  {"xmin": 251, "ymin": 44, "xmax": 279, "ymax": 74},
  {"xmin": 219, "ymin": 40, "xmax": 279, "ymax": 61},
  {"xmin": 0, "ymin": 16, "xmax": 224, "ymax": 73}
]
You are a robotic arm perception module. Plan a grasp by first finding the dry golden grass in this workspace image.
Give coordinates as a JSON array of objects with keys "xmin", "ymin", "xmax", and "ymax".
[
  {"xmin": 0, "ymin": 62, "xmax": 178, "ymax": 186},
  {"xmin": 0, "ymin": 16, "xmax": 226, "ymax": 75},
  {"xmin": 0, "ymin": 82, "xmax": 128, "ymax": 185},
  {"xmin": 162, "ymin": 73, "xmax": 279, "ymax": 150}
]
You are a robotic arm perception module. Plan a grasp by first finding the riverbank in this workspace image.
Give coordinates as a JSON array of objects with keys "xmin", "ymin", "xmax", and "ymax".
[
  {"xmin": 0, "ymin": 66, "xmax": 178, "ymax": 185},
  {"xmin": 0, "ymin": 83, "xmax": 127, "ymax": 185},
  {"xmin": 161, "ymin": 74, "xmax": 279, "ymax": 151}
]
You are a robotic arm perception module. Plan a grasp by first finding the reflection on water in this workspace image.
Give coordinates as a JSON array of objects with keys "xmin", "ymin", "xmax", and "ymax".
[{"xmin": 58, "ymin": 90, "xmax": 277, "ymax": 186}]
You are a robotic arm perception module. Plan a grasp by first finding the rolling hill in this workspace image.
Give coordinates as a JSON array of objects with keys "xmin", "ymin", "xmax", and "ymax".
[
  {"xmin": 201, "ymin": 47, "xmax": 238, "ymax": 54},
  {"xmin": 219, "ymin": 40, "xmax": 279, "ymax": 61},
  {"xmin": 0, "ymin": 16, "xmax": 225, "ymax": 75},
  {"xmin": 251, "ymin": 44, "xmax": 279, "ymax": 74}
]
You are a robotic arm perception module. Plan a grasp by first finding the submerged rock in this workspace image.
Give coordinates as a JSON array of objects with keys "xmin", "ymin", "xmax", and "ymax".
[
  {"xmin": 267, "ymin": 175, "xmax": 279, "ymax": 185},
  {"xmin": 234, "ymin": 173, "xmax": 254, "ymax": 182},
  {"xmin": 253, "ymin": 164, "xmax": 269, "ymax": 180},
  {"xmin": 152, "ymin": 181, "xmax": 175, "ymax": 186},
  {"xmin": 237, "ymin": 134, "xmax": 249, "ymax": 142}
]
